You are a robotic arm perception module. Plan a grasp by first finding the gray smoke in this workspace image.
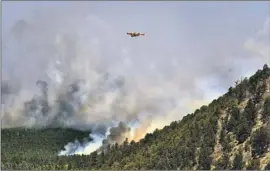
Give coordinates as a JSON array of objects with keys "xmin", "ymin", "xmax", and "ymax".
[
  {"xmin": 1, "ymin": 81, "xmax": 17, "ymax": 105},
  {"xmin": 101, "ymin": 121, "xmax": 131, "ymax": 148}
]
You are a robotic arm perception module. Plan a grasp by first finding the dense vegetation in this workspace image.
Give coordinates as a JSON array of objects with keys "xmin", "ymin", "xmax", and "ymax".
[
  {"xmin": 1, "ymin": 128, "xmax": 91, "ymax": 169},
  {"xmin": 2, "ymin": 64, "xmax": 270, "ymax": 170}
]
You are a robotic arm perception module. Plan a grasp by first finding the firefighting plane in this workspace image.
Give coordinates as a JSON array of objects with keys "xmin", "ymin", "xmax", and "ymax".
[{"xmin": 127, "ymin": 32, "xmax": 146, "ymax": 37}]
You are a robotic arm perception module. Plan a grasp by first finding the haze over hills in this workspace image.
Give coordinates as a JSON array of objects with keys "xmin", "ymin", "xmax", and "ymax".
[
  {"xmin": 2, "ymin": 2, "xmax": 269, "ymax": 134},
  {"xmin": 1, "ymin": 64, "xmax": 270, "ymax": 170},
  {"xmin": 2, "ymin": 1, "xmax": 270, "ymax": 170}
]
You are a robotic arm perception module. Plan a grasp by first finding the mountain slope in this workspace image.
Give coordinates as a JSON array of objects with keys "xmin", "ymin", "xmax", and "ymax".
[{"xmin": 1, "ymin": 64, "xmax": 270, "ymax": 170}]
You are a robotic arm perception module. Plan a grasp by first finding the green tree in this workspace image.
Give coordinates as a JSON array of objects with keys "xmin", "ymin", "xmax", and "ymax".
[
  {"xmin": 214, "ymin": 154, "xmax": 230, "ymax": 170},
  {"xmin": 251, "ymin": 127, "xmax": 270, "ymax": 157},
  {"xmin": 231, "ymin": 152, "xmax": 244, "ymax": 170},
  {"xmin": 246, "ymin": 159, "xmax": 260, "ymax": 170},
  {"xmin": 198, "ymin": 146, "xmax": 212, "ymax": 170},
  {"xmin": 262, "ymin": 97, "xmax": 270, "ymax": 120}
]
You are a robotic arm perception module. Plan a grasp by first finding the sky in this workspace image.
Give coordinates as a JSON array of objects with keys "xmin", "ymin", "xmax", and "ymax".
[
  {"xmin": 1, "ymin": 1, "xmax": 270, "ymax": 137},
  {"xmin": 3, "ymin": 1, "xmax": 269, "ymax": 77}
]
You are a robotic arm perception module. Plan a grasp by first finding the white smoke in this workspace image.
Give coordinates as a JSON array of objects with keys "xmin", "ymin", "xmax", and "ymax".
[
  {"xmin": 59, "ymin": 132, "xmax": 108, "ymax": 156},
  {"xmin": 59, "ymin": 121, "xmax": 138, "ymax": 155}
]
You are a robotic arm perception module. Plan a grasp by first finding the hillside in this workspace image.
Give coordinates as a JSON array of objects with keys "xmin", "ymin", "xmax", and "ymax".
[
  {"xmin": 1, "ymin": 64, "xmax": 270, "ymax": 170},
  {"xmin": 1, "ymin": 128, "xmax": 91, "ymax": 169}
]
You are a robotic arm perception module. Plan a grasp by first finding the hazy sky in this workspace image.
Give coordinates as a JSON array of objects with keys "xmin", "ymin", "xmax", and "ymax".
[
  {"xmin": 3, "ymin": 1, "xmax": 269, "ymax": 90},
  {"xmin": 2, "ymin": 1, "xmax": 270, "ymax": 129},
  {"xmin": 3, "ymin": 1, "xmax": 269, "ymax": 40},
  {"xmin": 3, "ymin": 1, "xmax": 269, "ymax": 71}
]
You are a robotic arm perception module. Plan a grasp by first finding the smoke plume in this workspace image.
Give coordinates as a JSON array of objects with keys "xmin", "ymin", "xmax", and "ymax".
[{"xmin": 2, "ymin": 2, "xmax": 269, "ymax": 155}]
